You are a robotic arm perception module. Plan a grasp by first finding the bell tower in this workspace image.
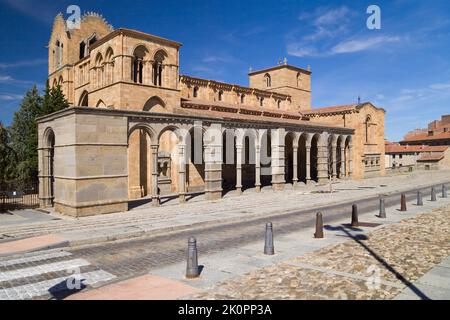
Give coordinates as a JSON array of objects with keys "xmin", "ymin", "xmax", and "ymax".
[{"xmin": 248, "ymin": 63, "xmax": 311, "ymax": 111}]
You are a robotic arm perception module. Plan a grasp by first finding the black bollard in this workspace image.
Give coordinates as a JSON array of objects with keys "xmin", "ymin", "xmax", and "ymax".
[
  {"xmin": 431, "ymin": 187, "xmax": 437, "ymax": 202},
  {"xmin": 351, "ymin": 204, "xmax": 359, "ymax": 227},
  {"xmin": 442, "ymin": 185, "xmax": 448, "ymax": 198},
  {"xmin": 417, "ymin": 190, "xmax": 423, "ymax": 206},
  {"xmin": 400, "ymin": 193, "xmax": 407, "ymax": 212},
  {"xmin": 379, "ymin": 198, "xmax": 386, "ymax": 218},
  {"xmin": 314, "ymin": 212, "xmax": 324, "ymax": 239},
  {"xmin": 264, "ymin": 223, "xmax": 275, "ymax": 255},
  {"xmin": 186, "ymin": 237, "xmax": 199, "ymax": 279}
]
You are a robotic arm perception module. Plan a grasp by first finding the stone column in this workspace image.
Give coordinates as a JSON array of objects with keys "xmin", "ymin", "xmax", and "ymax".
[
  {"xmin": 151, "ymin": 144, "xmax": 160, "ymax": 206},
  {"xmin": 236, "ymin": 144, "xmax": 243, "ymax": 194},
  {"xmin": 306, "ymin": 141, "xmax": 311, "ymax": 185},
  {"xmin": 178, "ymin": 144, "xmax": 187, "ymax": 203},
  {"xmin": 348, "ymin": 144, "xmax": 353, "ymax": 178},
  {"xmin": 204, "ymin": 124, "xmax": 223, "ymax": 201},
  {"xmin": 255, "ymin": 144, "xmax": 261, "ymax": 192},
  {"xmin": 340, "ymin": 146, "xmax": 346, "ymax": 179},
  {"xmin": 271, "ymin": 128, "xmax": 286, "ymax": 190},
  {"xmin": 332, "ymin": 142, "xmax": 338, "ymax": 180},
  {"xmin": 292, "ymin": 146, "xmax": 299, "ymax": 185},
  {"xmin": 317, "ymin": 133, "xmax": 329, "ymax": 184}
]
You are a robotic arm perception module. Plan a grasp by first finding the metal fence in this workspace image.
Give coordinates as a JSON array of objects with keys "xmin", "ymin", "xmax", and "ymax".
[{"xmin": 0, "ymin": 182, "xmax": 39, "ymax": 212}]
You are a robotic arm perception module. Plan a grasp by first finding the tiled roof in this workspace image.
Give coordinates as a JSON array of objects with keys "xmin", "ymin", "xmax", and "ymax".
[
  {"xmin": 401, "ymin": 131, "xmax": 450, "ymax": 142},
  {"xmin": 303, "ymin": 104, "xmax": 358, "ymax": 115},
  {"xmin": 385, "ymin": 144, "xmax": 448, "ymax": 154},
  {"xmin": 176, "ymin": 100, "xmax": 349, "ymax": 130},
  {"xmin": 417, "ymin": 153, "xmax": 445, "ymax": 162}
]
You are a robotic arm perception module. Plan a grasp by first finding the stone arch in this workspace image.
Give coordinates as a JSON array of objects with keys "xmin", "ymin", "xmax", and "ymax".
[
  {"xmin": 259, "ymin": 129, "xmax": 272, "ymax": 187},
  {"xmin": 185, "ymin": 125, "xmax": 206, "ymax": 193},
  {"xmin": 96, "ymin": 100, "xmax": 106, "ymax": 108},
  {"xmin": 264, "ymin": 73, "xmax": 271, "ymax": 87},
  {"xmin": 95, "ymin": 52, "xmax": 104, "ymax": 88},
  {"xmin": 79, "ymin": 90, "xmax": 89, "ymax": 107},
  {"xmin": 284, "ymin": 131, "xmax": 297, "ymax": 184},
  {"xmin": 127, "ymin": 124, "xmax": 156, "ymax": 200},
  {"xmin": 132, "ymin": 45, "xmax": 149, "ymax": 84},
  {"xmin": 158, "ymin": 126, "xmax": 182, "ymax": 195},
  {"xmin": 104, "ymin": 47, "xmax": 114, "ymax": 85},
  {"xmin": 143, "ymin": 96, "xmax": 166, "ymax": 113},
  {"xmin": 41, "ymin": 127, "xmax": 56, "ymax": 207},
  {"xmin": 152, "ymin": 49, "xmax": 168, "ymax": 87}
]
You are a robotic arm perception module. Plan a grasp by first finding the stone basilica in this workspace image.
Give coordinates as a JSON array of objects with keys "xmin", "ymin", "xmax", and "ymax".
[{"xmin": 38, "ymin": 13, "xmax": 385, "ymax": 217}]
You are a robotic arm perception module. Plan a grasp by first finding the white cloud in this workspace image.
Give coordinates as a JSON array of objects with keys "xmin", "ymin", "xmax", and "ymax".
[
  {"xmin": 314, "ymin": 6, "xmax": 350, "ymax": 26},
  {"xmin": 429, "ymin": 82, "xmax": 450, "ymax": 90},
  {"xmin": 0, "ymin": 93, "xmax": 23, "ymax": 101},
  {"xmin": 331, "ymin": 36, "xmax": 401, "ymax": 54},
  {"xmin": 0, "ymin": 58, "xmax": 47, "ymax": 69},
  {"xmin": 0, "ymin": 75, "xmax": 13, "ymax": 82}
]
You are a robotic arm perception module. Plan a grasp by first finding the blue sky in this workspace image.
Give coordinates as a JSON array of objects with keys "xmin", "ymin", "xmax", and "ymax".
[{"xmin": 0, "ymin": 0, "xmax": 449, "ymax": 141}]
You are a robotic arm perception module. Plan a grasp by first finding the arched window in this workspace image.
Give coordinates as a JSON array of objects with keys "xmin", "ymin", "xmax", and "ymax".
[
  {"xmin": 240, "ymin": 94, "xmax": 245, "ymax": 104},
  {"xmin": 105, "ymin": 47, "xmax": 114, "ymax": 85},
  {"xmin": 95, "ymin": 53, "xmax": 104, "ymax": 88},
  {"xmin": 264, "ymin": 73, "xmax": 271, "ymax": 87},
  {"xmin": 54, "ymin": 40, "xmax": 60, "ymax": 69},
  {"xmin": 193, "ymin": 86, "xmax": 199, "ymax": 98},
  {"xmin": 218, "ymin": 90, "xmax": 223, "ymax": 101},
  {"xmin": 143, "ymin": 96, "xmax": 165, "ymax": 112},
  {"xmin": 79, "ymin": 41, "xmax": 86, "ymax": 60},
  {"xmin": 153, "ymin": 50, "xmax": 167, "ymax": 87},
  {"xmin": 365, "ymin": 115, "xmax": 372, "ymax": 143},
  {"xmin": 260, "ymin": 97, "xmax": 264, "ymax": 107},
  {"xmin": 132, "ymin": 45, "xmax": 148, "ymax": 84},
  {"xmin": 79, "ymin": 91, "xmax": 88, "ymax": 107}
]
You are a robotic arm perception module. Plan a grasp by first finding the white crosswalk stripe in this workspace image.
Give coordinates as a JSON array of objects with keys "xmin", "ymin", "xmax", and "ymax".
[
  {"xmin": 0, "ymin": 270, "xmax": 116, "ymax": 300},
  {"xmin": 0, "ymin": 251, "xmax": 116, "ymax": 300},
  {"xmin": 0, "ymin": 251, "xmax": 72, "ymax": 268},
  {"xmin": 0, "ymin": 258, "xmax": 90, "ymax": 282}
]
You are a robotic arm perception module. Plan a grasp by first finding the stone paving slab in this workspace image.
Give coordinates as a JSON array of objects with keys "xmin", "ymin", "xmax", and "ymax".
[
  {"xmin": 1, "ymin": 171, "xmax": 450, "ymax": 247},
  {"xmin": 183, "ymin": 202, "xmax": 450, "ymax": 300},
  {"xmin": 65, "ymin": 275, "xmax": 199, "ymax": 300},
  {"xmin": 0, "ymin": 234, "xmax": 69, "ymax": 257}
]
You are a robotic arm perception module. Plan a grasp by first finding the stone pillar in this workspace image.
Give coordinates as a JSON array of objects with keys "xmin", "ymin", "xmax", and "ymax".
[
  {"xmin": 236, "ymin": 144, "xmax": 243, "ymax": 194},
  {"xmin": 306, "ymin": 143, "xmax": 311, "ymax": 185},
  {"xmin": 204, "ymin": 124, "xmax": 223, "ymax": 201},
  {"xmin": 255, "ymin": 144, "xmax": 261, "ymax": 192},
  {"xmin": 178, "ymin": 144, "xmax": 187, "ymax": 203},
  {"xmin": 332, "ymin": 142, "xmax": 338, "ymax": 180},
  {"xmin": 271, "ymin": 128, "xmax": 285, "ymax": 190},
  {"xmin": 317, "ymin": 133, "xmax": 329, "ymax": 184},
  {"xmin": 348, "ymin": 144, "xmax": 353, "ymax": 178},
  {"xmin": 151, "ymin": 144, "xmax": 160, "ymax": 206},
  {"xmin": 340, "ymin": 146, "xmax": 346, "ymax": 178},
  {"xmin": 292, "ymin": 146, "xmax": 299, "ymax": 185}
]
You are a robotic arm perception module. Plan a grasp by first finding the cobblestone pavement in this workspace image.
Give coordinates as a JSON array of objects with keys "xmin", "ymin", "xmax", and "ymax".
[
  {"xmin": 1, "ymin": 171, "xmax": 450, "ymax": 244},
  {"xmin": 0, "ymin": 175, "xmax": 449, "ymax": 300},
  {"xmin": 188, "ymin": 205, "xmax": 450, "ymax": 300}
]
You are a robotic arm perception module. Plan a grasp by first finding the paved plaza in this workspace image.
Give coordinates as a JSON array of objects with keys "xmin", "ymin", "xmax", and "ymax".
[{"xmin": 0, "ymin": 170, "xmax": 450, "ymax": 300}]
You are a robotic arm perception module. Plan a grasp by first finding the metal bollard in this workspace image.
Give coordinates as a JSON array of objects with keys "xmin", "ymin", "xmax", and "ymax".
[
  {"xmin": 351, "ymin": 204, "xmax": 359, "ymax": 227},
  {"xmin": 314, "ymin": 212, "xmax": 324, "ymax": 239},
  {"xmin": 431, "ymin": 187, "xmax": 437, "ymax": 202},
  {"xmin": 379, "ymin": 198, "xmax": 386, "ymax": 218},
  {"xmin": 264, "ymin": 223, "xmax": 275, "ymax": 255},
  {"xmin": 186, "ymin": 237, "xmax": 199, "ymax": 279},
  {"xmin": 400, "ymin": 193, "xmax": 407, "ymax": 212},
  {"xmin": 417, "ymin": 190, "xmax": 423, "ymax": 206},
  {"xmin": 442, "ymin": 185, "xmax": 448, "ymax": 198}
]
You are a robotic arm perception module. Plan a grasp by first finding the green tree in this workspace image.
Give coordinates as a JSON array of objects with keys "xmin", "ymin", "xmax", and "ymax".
[
  {"xmin": 8, "ymin": 86, "xmax": 43, "ymax": 186},
  {"xmin": 42, "ymin": 83, "xmax": 69, "ymax": 115},
  {"xmin": 0, "ymin": 122, "xmax": 13, "ymax": 190}
]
